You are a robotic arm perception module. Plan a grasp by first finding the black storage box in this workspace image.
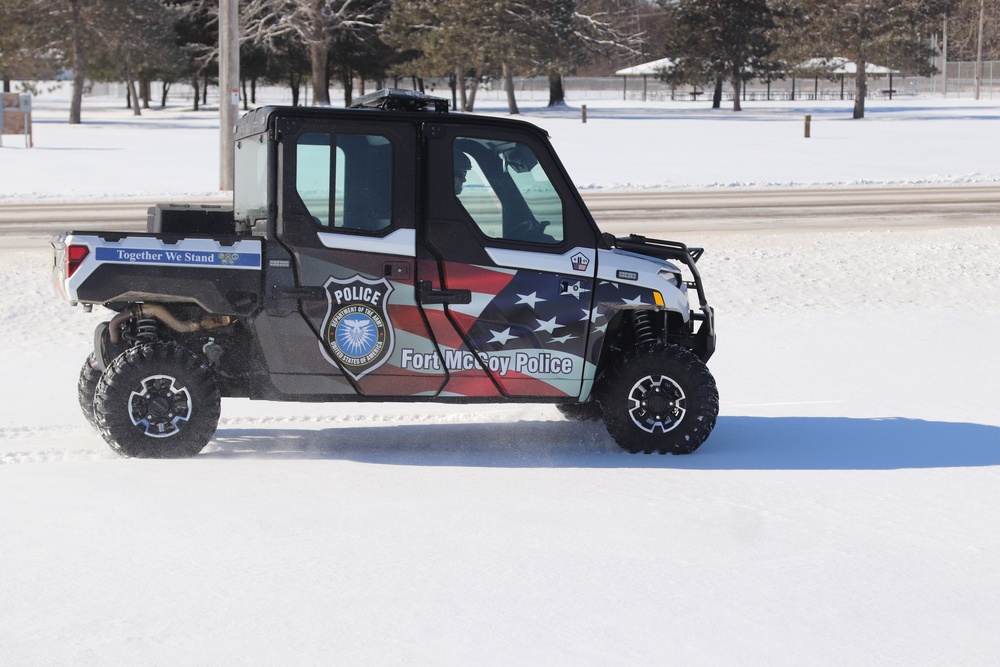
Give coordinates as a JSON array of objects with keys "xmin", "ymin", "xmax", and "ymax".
[{"xmin": 147, "ymin": 204, "xmax": 236, "ymax": 235}]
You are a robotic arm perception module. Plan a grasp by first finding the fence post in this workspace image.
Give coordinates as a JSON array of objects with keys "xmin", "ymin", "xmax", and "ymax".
[
  {"xmin": 804, "ymin": 114, "xmax": 811, "ymax": 138},
  {"xmin": 582, "ymin": 104, "xmax": 587, "ymax": 123}
]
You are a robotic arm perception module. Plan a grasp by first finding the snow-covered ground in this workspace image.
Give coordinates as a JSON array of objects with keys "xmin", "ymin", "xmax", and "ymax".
[{"xmin": 2, "ymin": 86, "xmax": 1000, "ymax": 664}]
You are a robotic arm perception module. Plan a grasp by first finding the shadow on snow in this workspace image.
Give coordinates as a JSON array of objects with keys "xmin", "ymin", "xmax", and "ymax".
[{"xmin": 203, "ymin": 416, "xmax": 1000, "ymax": 471}]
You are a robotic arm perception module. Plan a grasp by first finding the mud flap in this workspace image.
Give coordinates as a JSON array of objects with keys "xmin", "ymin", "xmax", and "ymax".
[
  {"xmin": 693, "ymin": 305, "xmax": 716, "ymax": 362},
  {"xmin": 93, "ymin": 321, "xmax": 124, "ymax": 371}
]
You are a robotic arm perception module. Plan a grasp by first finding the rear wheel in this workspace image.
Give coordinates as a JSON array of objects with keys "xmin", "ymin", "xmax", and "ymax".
[
  {"xmin": 78, "ymin": 354, "xmax": 102, "ymax": 430},
  {"xmin": 600, "ymin": 343, "xmax": 718, "ymax": 454},
  {"xmin": 94, "ymin": 342, "xmax": 220, "ymax": 458}
]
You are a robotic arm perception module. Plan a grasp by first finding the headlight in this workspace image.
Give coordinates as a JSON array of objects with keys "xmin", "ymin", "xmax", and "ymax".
[{"xmin": 657, "ymin": 266, "xmax": 681, "ymax": 287}]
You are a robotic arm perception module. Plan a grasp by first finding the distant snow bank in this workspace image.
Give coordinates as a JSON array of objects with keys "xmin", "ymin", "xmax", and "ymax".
[{"xmin": 2, "ymin": 83, "xmax": 999, "ymax": 203}]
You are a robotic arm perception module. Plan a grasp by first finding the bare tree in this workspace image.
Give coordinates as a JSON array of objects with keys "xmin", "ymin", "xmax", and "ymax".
[
  {"xmin": 943, "ymin": 0, "xmax": 998, "ymax": 59},
  {"xmin": 244, "ymin": 0, "xmax": 389, "ymax": 106},
  {"xmin": 385, "ymin": 0, "xmax": 640, "ymax": 113},
  {"xmin": 518, "ymin": 0, "xmax": 643, "ymax": 107},
  {"xmin": 383, "ymin": 0, "xmax": 496, "ymax": 111}
]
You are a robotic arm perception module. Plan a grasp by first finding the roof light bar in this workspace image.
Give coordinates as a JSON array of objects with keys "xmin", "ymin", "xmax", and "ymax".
[{"xmin": 350, "ymin": 88, "xmax": 450, "ymax": 113}]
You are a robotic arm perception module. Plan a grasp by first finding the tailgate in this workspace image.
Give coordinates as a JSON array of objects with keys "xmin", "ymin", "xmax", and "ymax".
[{"xmin": 52, "ymin": 232, "xmax": 264, "ymax": 315}]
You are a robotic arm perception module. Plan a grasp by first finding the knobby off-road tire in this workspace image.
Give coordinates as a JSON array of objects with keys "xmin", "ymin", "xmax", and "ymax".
[
  {"xmin": 600, "ymin": 342, "xmax": 719, "ymax": 455},
  {"xmin": 78, "ymin": 354, "xmax": 102, "ymax": 430},
  {"xmin": 94, "ymin": 342, "xmax": 220, "ymax": 458},
  {"xmin": 556, "ymin": 402, "xmax": 603, "ymax": 422}
]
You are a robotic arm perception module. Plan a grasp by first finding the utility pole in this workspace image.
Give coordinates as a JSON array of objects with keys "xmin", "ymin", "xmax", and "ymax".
[
  {"xmin": 942, "ymin": 16, "xmax": 949, "ymax": 97},
  {"xmin": 975, "ymin": 0, "xmax": 985, "ymax": 100},
  {"xmin": 219, "ymin": 0, "xmax": 239, "ymax": 190}
]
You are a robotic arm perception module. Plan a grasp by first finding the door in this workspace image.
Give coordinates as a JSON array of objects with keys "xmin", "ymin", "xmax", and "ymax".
[
  {"xmin": 276, "ymin": 117, "xmax": 449, "ymax": 397},
  {"xmin": 419, "ymin": 123, "xmax": 600, "ymax": 399}
]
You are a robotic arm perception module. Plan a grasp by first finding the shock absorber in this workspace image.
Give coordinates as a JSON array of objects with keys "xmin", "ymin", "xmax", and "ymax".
[
  {"xmin": 631, "ymin": 310, "xmax": 656, "ymax": 346},
  {"xmin": 110, "ymin": 309, "xmax": 162, "ymax": 346}
]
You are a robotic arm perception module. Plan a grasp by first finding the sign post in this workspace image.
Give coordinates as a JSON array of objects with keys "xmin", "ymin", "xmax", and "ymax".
[{"xmin": 1, "ymin": 93, "xmax": 33, "ymax": 148}]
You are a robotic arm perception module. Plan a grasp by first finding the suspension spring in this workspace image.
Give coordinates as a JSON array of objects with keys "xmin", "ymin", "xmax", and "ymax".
[
  {"xmin": 135, "ymin": 318, "xmax": 159, "ymax": 343},
  {"xmin": 631, "ymin": 310, "xmax": 656, "ymax": 346}
]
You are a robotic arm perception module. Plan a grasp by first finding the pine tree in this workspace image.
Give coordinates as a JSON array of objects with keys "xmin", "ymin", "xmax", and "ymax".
[
  {"xmin": 0, "ymin": 0, "xmax": 57, "ymax": 90},
  {"xmin": 659, "ymin": 0, "xmax": 779, "ymax": 112},
  {"xmin": 87, "ymin": 0, "xmax": 183, "ymax": 116},
  {"xmin": 785, "ymin": 1, "xmax": 948, "ymax": 118},
  {"xmin": 165, "ymin": 0, "xmax": 219, "ymax": 112},
  {"xmin": 1, "ymin": 0, "xmax": 181, "ymax": 122}
]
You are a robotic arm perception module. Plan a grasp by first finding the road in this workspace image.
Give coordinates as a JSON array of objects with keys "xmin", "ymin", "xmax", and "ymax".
[
  {"xmin": 2, "ymin": 185, "xmax": 998, "ymax": 243},
  {"xmin": 583, "ymin": 184, "xmax": 1000, "ymax": 234}
]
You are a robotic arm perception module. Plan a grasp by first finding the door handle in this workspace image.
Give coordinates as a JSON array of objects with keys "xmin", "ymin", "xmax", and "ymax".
[
  {"xmin": 418, "ymin": 280, "xmax": 472, "ymax": 305},
  {"xmin": 270, "ymin": 285, "xmax": 327, "ymax": 301},
  {"xmin": 560, "ymin": 280, "xmax": 583, "ymax": 296},
  {"xmin": 384, "ymin": 261, "xmax": 410, "ymax": 279}
]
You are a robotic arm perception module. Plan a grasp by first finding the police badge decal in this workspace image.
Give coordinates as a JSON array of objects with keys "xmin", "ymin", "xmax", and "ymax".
[{"xmin": 321, "ymin": 275, "xmax": 395, "ymax": 380}]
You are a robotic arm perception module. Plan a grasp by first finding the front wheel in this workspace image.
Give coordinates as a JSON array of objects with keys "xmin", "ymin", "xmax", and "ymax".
[
  {"xmin": 600, "ymin": 343, "xmax": 719, "ymax": 454},
  {"xmin": 556, "ymin": 401, "xmax": 602, "ymax": 422},
  {"xmin": 94, "ymin": 342, "xmax": 220, "ymax": 458}
]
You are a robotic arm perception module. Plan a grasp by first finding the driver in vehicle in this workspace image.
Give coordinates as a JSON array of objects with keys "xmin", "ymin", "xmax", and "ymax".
[
  {"xmin": 454, "ymin": 150, "xmax": 471, "ymax": 195},
  {"xmin": 453, "ymin": 140, "xmax": 557, "ymax": 244}
]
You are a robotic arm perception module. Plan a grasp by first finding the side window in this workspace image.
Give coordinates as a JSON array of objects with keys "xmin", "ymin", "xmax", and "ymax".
[
  {"xmin": 234, "ymin": 132, "xmax": 268, "ymax": 220},
  {"xmin": 454, "ymin": 137, "xmax": 564, "ymax": 245},
  {"xmin": 295, "ymin": 132, "xmax": 393, "ymax": 232},
  {"xmin": 296, "ymin": 133, "xmax": 332, "ymax": 225}
]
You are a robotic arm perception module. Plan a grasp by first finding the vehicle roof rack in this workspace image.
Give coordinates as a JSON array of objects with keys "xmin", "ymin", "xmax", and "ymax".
[{"xmin": 350, "ymin": 88, "xmax": 450, "ymax": 113}]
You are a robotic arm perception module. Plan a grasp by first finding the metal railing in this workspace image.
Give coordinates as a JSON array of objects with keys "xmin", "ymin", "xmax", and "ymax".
[{"xmin": 83, "ymin": 62, "xmax": 1000, "ymax": 107}]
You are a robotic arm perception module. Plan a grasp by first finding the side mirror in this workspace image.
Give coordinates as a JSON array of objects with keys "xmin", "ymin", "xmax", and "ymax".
[{"xmin": 503, "ymin": 145, "xmax": 538, "ymax": 173}]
